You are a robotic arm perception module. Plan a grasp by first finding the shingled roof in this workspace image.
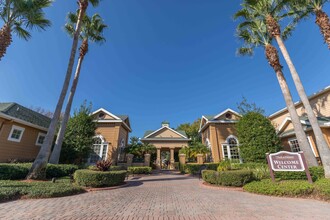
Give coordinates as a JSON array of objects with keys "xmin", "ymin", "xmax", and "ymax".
[{"xmin": 0, "ymin": 103, "xmax": 51, "ymax": 129}]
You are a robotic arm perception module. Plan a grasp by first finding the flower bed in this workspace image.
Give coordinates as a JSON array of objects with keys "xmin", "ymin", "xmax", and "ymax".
[{"xmin": 74, "ymin": 170, "xmax": 127, "ymax": 188}]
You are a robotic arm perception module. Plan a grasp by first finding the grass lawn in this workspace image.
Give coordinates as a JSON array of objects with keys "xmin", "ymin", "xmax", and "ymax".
[{"xmin": 0, "ymin": 177, "xmax": 85, "ymax": 203}]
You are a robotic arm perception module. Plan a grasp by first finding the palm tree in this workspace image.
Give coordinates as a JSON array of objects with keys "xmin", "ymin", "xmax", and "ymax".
[
  {"xmin": 0, "ymin": 0, "xmax": 52, "ymax": 60},
  {"xmin": 289, "ymin": 0, "xmax": 330, "ymax": 49},
  {"xmin": 27, "ymin": 0, "xmax": 100, "ymax": 180},
  {"xmin": 240, "ymin": 0, "xmax": 330, "ymax": 177},
  {"xmin": 49, "ymin": 13, "xmax": 107, "ymax": 164},
  {"xmin": 233, "ymin": 16, "xmax": 317, "ymax": 167}
]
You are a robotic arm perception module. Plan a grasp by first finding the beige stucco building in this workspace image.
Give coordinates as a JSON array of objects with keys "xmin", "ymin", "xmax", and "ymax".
[
  {"xmin": 269, "ymin": 86, "xmax": 330, "ymax": 161},
  {"xmin": 0, "ymin": 103, "xmax": 51, "ymax": 162},
  {"xmin": 199, "ymin": 109, "xmax": 242, "ymax": 163},
  {"xmin": 141, "ymin": 122, "xmax": 190, "ymax": 169},
  {"xmin": 90, "ymin": 108, "xmax": 131, "ymax": 164}
]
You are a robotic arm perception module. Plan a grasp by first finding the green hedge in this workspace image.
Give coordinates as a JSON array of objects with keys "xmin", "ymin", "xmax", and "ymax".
[
  {"xmin": 87, "ymin": 165, "xmax": 126, "ymax": 171},
  {"xmin": 314, "ymin": 178, "xmax": 330, "ymax": 200},
  {"xmin": 74, "ymin": 170, "xmax": 127, "ymax": 187},
  {"xmin": 0, "ymin": 178, "xmax": 84, "ymax": 203},
  {"xmin": 275, "ymin": 166, "xmax": 324, "ymax": 181},
  {"xmin": 243, "ymin": 179, "xmax": 314, "ymax": 197},
  {"xmin": 202, "ymin": 170, "xmax": 254, "ymax": 187},
  {"xmin": 0, "ymin": 163, "xmax": 79, "ymax": 180},
  {"xmin": 128, "ymin": 166, "xmax": 152, "ymax": 174},
  {"xmin": 183, "ymin": 163, "xmax": 219, "ymax": 174}
]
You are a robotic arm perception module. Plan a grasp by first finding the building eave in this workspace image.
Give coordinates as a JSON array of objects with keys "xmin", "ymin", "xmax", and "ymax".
[{"xmin": 0, "ymin": 112, "xmax": 48, "ymax": 131}]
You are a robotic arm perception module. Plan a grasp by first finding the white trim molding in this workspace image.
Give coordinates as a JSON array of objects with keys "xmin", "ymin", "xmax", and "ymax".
[
  {"xmin": 92, "ymin": 108, "xmax": 121, "ymax": 120},
  {"xmin": 35, "ymin": 132, "xmax": 46, "ymax": 146},
  {"xmin": 144, "ymin": 126, "xmax": 189, "ymax": 139},
  {"xmin": 8, "ymin": 125, "xmax": 25, "ymax": 142},
  {"xmin": 213, "ymin": 108, "xmax": 242, "ymax": 120}
]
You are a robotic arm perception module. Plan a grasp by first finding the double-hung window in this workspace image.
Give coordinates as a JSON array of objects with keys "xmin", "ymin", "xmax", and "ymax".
[
  {"xmin": 8, "ymin": 125, "xmax": 25, "ymax": 142},
  {"xmin": 36, "ymin": 133, "xmax": 46, "ymax": 146}
]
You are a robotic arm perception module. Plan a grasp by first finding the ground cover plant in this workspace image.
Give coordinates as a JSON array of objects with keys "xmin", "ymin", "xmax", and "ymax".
[{"xmin": 0, "ymin": 177, "xmax": 84, "ymax": 203}]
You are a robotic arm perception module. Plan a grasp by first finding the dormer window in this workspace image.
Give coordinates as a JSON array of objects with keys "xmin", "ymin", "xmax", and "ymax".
[
  {"xmin": 98, "ymin": 112, "xmax": 105, "ymax": 119},
  {"xmin": 225, "ymin": 113, "xmax": 232, "ymax": 120}
]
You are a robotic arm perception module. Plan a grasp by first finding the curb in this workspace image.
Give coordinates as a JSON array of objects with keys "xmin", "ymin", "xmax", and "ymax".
[
  {"xmin": 200, "ymin": 181, "xmax": 244, "ymax": 191},
  {"xmin": 85, "ymin": 182, "xmax": 130, "ymax": 192}
]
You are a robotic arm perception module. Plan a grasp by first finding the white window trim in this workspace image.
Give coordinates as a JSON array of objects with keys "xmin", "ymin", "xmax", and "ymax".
[
  {"xmin": 35, "ymin": 132, "xmax": 46, "ymax": 146},
  {"xmin": 288, "ymin": 137, "xmax": 316, "ymax": 156},
  {"xmin": 88, "ymin": 135, "xmax": 109, "ymax": 164},
  {"xmin": 8, "ymin": 125, "xmax": 25, "ymax": 142}
]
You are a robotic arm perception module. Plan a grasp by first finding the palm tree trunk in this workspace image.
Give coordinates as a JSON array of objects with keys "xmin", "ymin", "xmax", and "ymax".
[
  {"xmin": 265, "ymin": 44, "xmax": 318, "ymax": 166},
  {"xmin": 0, "ymin": 24, "xmax": 12, "ymax": 60},
  {"xmin": 27, "ymin": 5, "xmax": 88, "ymax": 180},
  {"xmin": 275, "ymin": 36, "xmax": 330, "ymax": 177},
  {"xmin": 315, "ymin": 9, "xmax": 330, "ymax": 49},
  {"xmin": 49, "ymin": 40, "xmax": 88, "ymax": 164}
]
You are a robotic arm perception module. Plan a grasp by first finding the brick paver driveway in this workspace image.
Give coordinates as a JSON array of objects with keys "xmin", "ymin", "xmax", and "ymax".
[{"xmin": 0, "ymin": 171, "xmax": 329, "ymax": 220}]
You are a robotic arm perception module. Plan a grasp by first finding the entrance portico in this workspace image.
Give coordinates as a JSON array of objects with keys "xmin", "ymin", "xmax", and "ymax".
[{"xmin": 141, "ymin": 121, "xmax": 190, "ymax": 169}]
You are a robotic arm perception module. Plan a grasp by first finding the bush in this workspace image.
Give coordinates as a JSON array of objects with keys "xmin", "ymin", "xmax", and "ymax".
[
  {"xmin": 275, "ymin": 166, "xmax": 324, "ymax": 181},
  {"xmin": 314, "ymin": 178, "xmax": 330, "ymax": 200},
  {"xmin": 202, "ymin": 170, "xmax": 254, "ymax": 187},
  {"xmin": 46, "ymin": 164, "xmax": 79, "ymax": 179},
  {"xmin": 243, "ymin": 179, "xmax": 314, "ymax": 197},
  {"xmin": 127, "ymin": 166, "xmax": 152, "ymax": 174},
  {"xmin": 74, "ymin": 170, "xmax": 127, "ymax": 187},
  {"xmin": 217, "ymin": 160, "xmax": 232, "ymax": 171},
  {"xmin": 218, "ymin": 170, "xmax": 254, "ymax": 187},
  {"xmin": 202, "ymin": 170, "xmax": 218, "ymax": 185},
  {"xmin": 183, "ymin": 163, "xmax": 219, "ymax": 174},
  {"xmin": 0, "ymin": 163, "xmax": 79, "ymax": 180},
  {"xmin": 0, "ymin": 178, "xmax": 84, "ymax": 203}
]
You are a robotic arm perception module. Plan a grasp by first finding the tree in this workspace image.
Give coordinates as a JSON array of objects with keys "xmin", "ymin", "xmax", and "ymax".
[
  {"xmin": 27, "ymin": 0, "xmax": 100, "ymax": 180},
  {"xmin": 177, "ymin": 119, "xmax": 201, "ymax": 143},
  {"xmin": 234, "ymin": 12, "xmax": 317, "ymax": 166},
  {"xmin": 49, "ymin": 13, "xmax": 107, "ymax": 164},
  {"xmin": 125, "ymin": 137, "xmax": 156, "ymax": 158},
  {"xmin": 290, "ymin": 0, "xmax": 330, "ymax": 49},
  {"xmin": 0, "ymin": 0, "xmax": 52, "ymax": 60},
  {"xmin": 237, "ymin": 97, "xmax": 265, "ymax": 115},
  {"xmin": 59, "ymin": 102, "xmax": 96, "ymax": 164},
  {"xmin": 238, "ymin": 0, "xmax": 330, "ymax": 177},
  {"xmin": 236, "ymin": 112, "xmax": 282, "ymax": 163}
]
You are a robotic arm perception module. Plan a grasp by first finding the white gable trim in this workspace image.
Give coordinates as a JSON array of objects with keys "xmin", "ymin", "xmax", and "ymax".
[
  {"xmin": 213, "ymin": 108, "xmax": 241, "ymax": 120},
  {"xmin": 199, "ymin": 116, "xmax": 209, "ymax": 133},
  {"xmin": 92, "ymin": 108, "xmax": 120, "ymax": 120},
  {"xmin": 277, "ymin": 117, "xmax": 310, "ymax": 133},
  {"xmin": 144, "ymin": 126, "xmax": 188, "ymax": 139}
]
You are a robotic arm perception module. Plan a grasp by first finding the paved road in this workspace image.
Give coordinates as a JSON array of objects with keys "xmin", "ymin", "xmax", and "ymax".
[{"xmin": 0, "ymin": 171, "xmax": 329, "ymax": 220}]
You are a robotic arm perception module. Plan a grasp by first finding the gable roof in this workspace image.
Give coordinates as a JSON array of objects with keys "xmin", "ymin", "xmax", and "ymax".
[
  {"xmin": 91, "ymin": 108, "xmax": 132, "ymax": 132},
  {"xmin": 0, "ymin": 102, "xmax": 51, "ymax": 130},
  {"xmin": 199, "ymin": 108, "xmax": 241, "ymax": 132},
  {"xmin": 141, "ymin": 125, "xmax": 189, "ymax": 141}
]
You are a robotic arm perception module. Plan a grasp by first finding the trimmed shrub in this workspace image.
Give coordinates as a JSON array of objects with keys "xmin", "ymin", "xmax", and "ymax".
[
  {"xmin": 314, "ymin": 178, "xmax": 330, "ymax": 200},
  {"xmin": 202, "ymin": 170, "xmax": 218, "ymax": 185},
  {"xmin": 184, "ymin": 163, "xmax": 219, "ymax": 174},
  {"xmin": 217, "ymin": 160, "xmax": 232, "ymax": 171},
  {"xmin": 128, "ymin": 166, "xmax": 152, "ymax": 174},
  {"xmin": 110, "ymin": 166, "xmax": 127, "ymax": 171},
  {"xmin": 218, "ymin": 170, "xmax": 254, "ymax": 187},
  {"xmin": 231, "ymin": 162, "xmax": 267, "ymax": 170},
  {"xmin": 0, "ymin": 163, "xmax": 78, "ymax": 180},
  {"xmin": 74, "ymin": 170, "xmax": 127, "ymax": 187},
  {"xmin": 202, "ymin": 170, "xmax": 254, "ymax": 187},
  {"xmin": 243, "ymin": 179, "xmax": 314, "ymax": 197},
  {"xmin": 275, "ymin": 166, "xmax": 324, "ymax": 181},
  {"xmin": 46, "ymin": 164, "xmax": 78, "ymax": 179}
]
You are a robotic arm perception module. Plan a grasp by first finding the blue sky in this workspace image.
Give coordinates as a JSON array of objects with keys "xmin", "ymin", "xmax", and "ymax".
[{"xmin": 0, "ymin": 0, "xmax": 329, "ymax": 138}]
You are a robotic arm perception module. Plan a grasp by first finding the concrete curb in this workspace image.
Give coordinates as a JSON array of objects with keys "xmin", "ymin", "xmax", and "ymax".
[
  {"xmin": 85, "ymin": 182, "xmax": 130, "ymax": 192},
  {"xmin": 199, "ymin": 181, "xmax": 244, "ymax": 191}
]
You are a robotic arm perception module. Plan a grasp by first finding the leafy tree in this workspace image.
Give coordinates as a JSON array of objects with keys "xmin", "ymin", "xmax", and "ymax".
[
  {"xmin": 125, "ymin": 137, "xmax": 156, "ymax": 159},
  {"xmin": 28, "ymin": 0, "xmax": 101, "ymax": 180},
  {"xmin": 0, "ymin": 0, "xmax": 52, "ymax": 60},
  {"xmin": 236, "ymin": 112, "xmax": 282, "ymax": 163},
  {"xmin": 237, "ymin": 97, "xmax": 265, "ymax": 115},
  {"xmin": 49, "ymin": 13, "xmax": 107, "ymax": 164},
  {"xmin": 179, "ymin": 143, "xmax": 209, "ymax": 162},
  {"xmin": 177, "ymin": 119, "xmax": 201, "ymax": 143},
  {"xmin": 238, "ymin": 0, "xmax": 330, "ymax": 177},
  {"xmin": 59, "ymin": 102, "xmax": 96, "ymax": 164}
]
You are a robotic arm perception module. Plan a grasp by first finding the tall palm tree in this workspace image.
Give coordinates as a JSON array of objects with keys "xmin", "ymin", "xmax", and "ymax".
[
  {"xmin": 49, "ymin": 12, "xmax": 107, "ymax": 164},
  {"xmin": 240, "ymin": 0, "xmax": 330, "ymax": 177},
  {"xmin": 0, "ymin": 0, "xmax": 52, "ymax": 60},
  {"xmin": 27, "ymin": 0, "xmax": 100, "ymax": 180},
  {"xmin": 289, "ymin": 0, "xmax": 330, "ymax": 49},
  {"xmin": 233, "ymin": 16, "xmax": 317, "ymax": 166}
]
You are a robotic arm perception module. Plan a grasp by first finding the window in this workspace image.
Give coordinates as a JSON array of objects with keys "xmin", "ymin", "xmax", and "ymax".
[
  {"xmin": 36, "ymin": 133, "xmax": 46, "ymax": 146},
  {"xmin": 288, "ymin": 139, "xmax": 300, "ymax": 152},
  {"xmin": 8, "ymin": 125, "xmax": 25, "ymax": 142},
  {"xmin": 88, "ymin": 136, "xmax": 108, "ymax": 164},
  {"xmin": 117, "ymin": 138, "xmax": 126, "ymax": 162},
  {"xmin": 222, "ymin": 136, "xmax": 240, "ymax": 161}
]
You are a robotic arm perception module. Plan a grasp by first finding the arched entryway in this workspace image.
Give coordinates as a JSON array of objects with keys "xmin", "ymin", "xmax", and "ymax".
[{"xmin": 88, "ymin": 135, "xmax": 109, "ymax": 164}]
